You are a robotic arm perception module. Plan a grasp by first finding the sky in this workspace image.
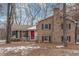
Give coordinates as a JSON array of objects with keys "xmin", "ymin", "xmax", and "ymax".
[{"xmin": 0, "ymin": 4, "xmax": 7, "ymax": 22}]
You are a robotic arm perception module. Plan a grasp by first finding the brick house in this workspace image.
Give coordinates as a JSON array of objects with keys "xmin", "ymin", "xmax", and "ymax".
[{"xmin": 36, "ymin": 8, "xmax": 76, "ymax": 44}]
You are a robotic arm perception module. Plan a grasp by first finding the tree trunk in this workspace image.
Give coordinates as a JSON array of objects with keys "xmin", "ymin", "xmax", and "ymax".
[
  {"xmin": 63, "ymin": 3, "xmax": 67, "ymax": 47},
  {"xmin": 6, "ymin": 3, "xmax": 12, "ymax": 44}
]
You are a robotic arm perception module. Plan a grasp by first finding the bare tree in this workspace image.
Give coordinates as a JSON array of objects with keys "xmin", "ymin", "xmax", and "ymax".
[
  {"xmin": 12, "ymin": 3, "xmax": 55, "ymax": 25},
  {"xmin": 26, "ymin": 4, "xmax": 41, "ymax": 25},
  {"xmin": 6, "ymin": 3, "xmax": 14, "ymax": 43},
  {"xmin": 71, "ymin": 4, "xmax": 79, "ymax": 21},
  {"xmin": 63, "ymin": 3, "xmax": 67, "ymax": 47},
  {"xmin": 24, "ymin": 3, "xmax": 52, "ymax": 25},
  {"xmin": 0, "ymin": 4, "xmax": 2, "ymax": 13}
]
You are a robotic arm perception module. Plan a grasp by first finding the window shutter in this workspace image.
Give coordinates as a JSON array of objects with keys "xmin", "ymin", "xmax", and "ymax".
[
  {"xmin": 49, "ymin": 24, "xmax": 51, "ymax": 29},
  {"xmin": 68, "ymin": 36, "xmax": 71, "ymax": 42},
  {"xmin": 69, "ymin": 23, "xmax": 71, "ymax": 29},
  {"xmin": 42, "ymin": 24, "xmax": 44, "ymax": 30},
  {"xmin": 49, "ymin": 36, "xmax": 51, "ymax": 42},
  {"xmin": 61, "ymin": 36, "xmax": 64, "ymax": 42},
  {"xmin": 61, "ymin": 24, "xmax": 63, "ymax": 29},
  {"xmin": 42, "ymin": 36, "xmax": 44, "ymax": 42}
]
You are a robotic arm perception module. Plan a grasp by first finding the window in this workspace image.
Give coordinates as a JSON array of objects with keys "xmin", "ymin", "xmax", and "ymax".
[
  {"xmin": 61, "ymin": 36, "xmax": 71, "ymax": 42},
  {"xmin": 42, "ymin": 24, "xmax": 51, "ymax": 30},
  {"xmin": 12, "ymin": 31, "xmax": 16, "ymax": 36},
  {"xmin": 44, "ymin": 36, "xmax": 49, "ymax": 40},
  {"xmin": 25, "ymin": 31, "xmax": 28, "ymax": 37},
  {"xmin": 42, "ymin": 36, "xmax": 51, "ymax": 41},
  {"xmin": 61, "ymin": 23, "xmax": 71, "ymax": 30},
  {"xmin": 45, "ymin": 24, "xmax": 49, "ymax": 29},
  {"xmin": 23, "ymin": 31, "xmax": 26, "ymax": 37}
]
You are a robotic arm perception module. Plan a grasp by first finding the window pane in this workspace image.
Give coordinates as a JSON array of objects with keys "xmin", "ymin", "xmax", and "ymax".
[
  {"xmin": 25, "ymin": 31, "xmax": 28, "ymax": 37},
  {"xmin": 45, "ymin": 24, "xmax": 49, "ymax": 29},
  {"xmin": 45, "ymin": 36, "xmax": 48, "ymax": 40}
]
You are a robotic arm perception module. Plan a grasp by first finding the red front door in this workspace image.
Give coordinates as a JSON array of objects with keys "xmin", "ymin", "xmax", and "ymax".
[{"xmin": 31, "ymin": 31, "xmax": 35, "ymax": 39}]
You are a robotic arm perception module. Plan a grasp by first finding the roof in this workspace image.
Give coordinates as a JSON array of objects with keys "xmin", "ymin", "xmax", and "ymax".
[
  {"xmin": 11, "ymin": 24, "xmax": 32, "ymax": 31},
  {"xmin": 37, "ymin": 16, "xmax": 53, "ymax": 24},
  {"xmin": 27, "ymin": 26, "xmax": 36, "ymax": 30},
  {"xmin": 66, "ymin": 16, "xmax": 77, "ymax": 24},
  {"xmin": 37, "ymin": 15, "xmax": 77, "ymax": 25}
]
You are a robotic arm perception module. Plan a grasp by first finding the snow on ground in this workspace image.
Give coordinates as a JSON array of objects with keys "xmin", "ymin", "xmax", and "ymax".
[
  {"xmin": 56, "ymin": 45, "xmax": 64, "ymax": 48},
  {"xmin": 0, "ymin": 44, "xmax": 40, "ymax": 56},
  {"xmin": 0, "ymin": 40, "xmax": 6, "ymax": 42},
  {"xmin": 76, "ymin": 42, "xmax": 79, "ymax": 44},
  {"xmin": 0, "ymin": 40, "xmax": 6, "ymax": 44}
]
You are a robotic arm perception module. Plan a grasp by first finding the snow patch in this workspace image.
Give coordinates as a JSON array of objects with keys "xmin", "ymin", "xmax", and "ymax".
[
  {"xmin": 0, "ymin": 40, "xmax": 6, "ymax": 44},
  {"xmin": 0, "ymin": 44, "xmax": 40, "ymax": 55},
  {"xmin": 76, "ymin": 42, "xmax": 79, "ymax": 44},
  {"xmin": 56, "ymin": 45, "xmax": 64, "ymax": 48}
]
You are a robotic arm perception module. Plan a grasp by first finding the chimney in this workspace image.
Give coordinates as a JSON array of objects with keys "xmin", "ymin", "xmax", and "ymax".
[{"xmin": 53, "ymin": 8, "xmax": 60, "ymax": 16}]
